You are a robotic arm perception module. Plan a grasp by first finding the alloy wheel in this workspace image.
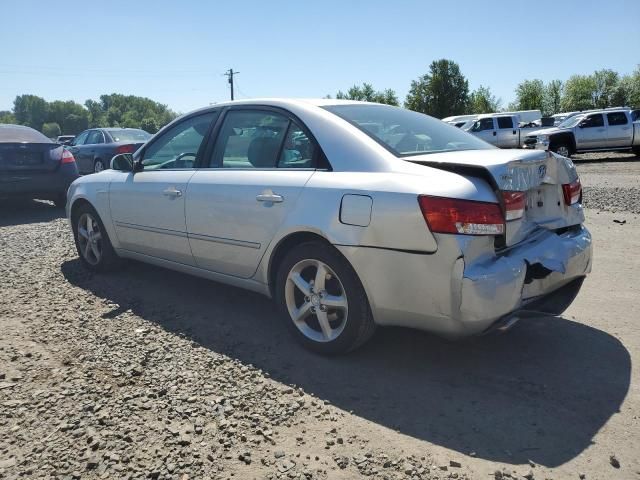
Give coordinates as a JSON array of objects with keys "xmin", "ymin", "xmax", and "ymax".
[
  {"xmin": 77, "ymin": 213, "xmax": 103, "ymax": 265},
  {"xmin": 555, "ymin": 146, "xmax": 570, "ymax": 158},
  {"xmin": 285, "ymin": 259, "xmax": 349, "ymax": 343},
  {"xmin": 94, "ymin": 160, "xmax": 105, "ymax": 173}
]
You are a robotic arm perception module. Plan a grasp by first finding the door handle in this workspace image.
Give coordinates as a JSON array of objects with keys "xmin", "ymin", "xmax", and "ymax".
[
  {"xmin": 493, "ymin": 131, "xmax": 497, "ymax": 136},
  {"xmin": 163, "ymin": 187, "xmax": 182, "ymax": 198},
  {"xmin": 256, "ymin": 192, "xmax": 283, "ymax": 203}
]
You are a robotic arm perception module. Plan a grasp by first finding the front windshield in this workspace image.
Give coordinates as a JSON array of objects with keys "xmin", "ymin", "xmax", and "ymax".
[
  {"xmin": 323, "ymin": 104, "xmax": 494, "ymax": 156},
  {"xmin": 558, "ymin": 115, "xmax": 583, "ymax": 128}
]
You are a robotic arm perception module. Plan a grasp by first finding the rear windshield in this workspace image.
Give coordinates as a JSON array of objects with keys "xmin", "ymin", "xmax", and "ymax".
[
  {"xmin": 323, "ymin": 104, "xmax": 493, "ymax": 156},
  {"xmin": 0, "ymin": 125, "xmax": 52, "ymax": 143},
  {"xmin": 108, "ymin": 129, "xmax": 151, "ymax": 143}
]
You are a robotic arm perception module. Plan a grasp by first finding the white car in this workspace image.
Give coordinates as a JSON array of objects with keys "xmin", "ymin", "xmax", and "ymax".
[{"xmin": 66, "ymin": 99, "xmax": 592, "ymax": 354}]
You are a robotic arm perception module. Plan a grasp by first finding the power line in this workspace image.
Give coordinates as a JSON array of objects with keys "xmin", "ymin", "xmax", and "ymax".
[{"xmin": 223, "ymin": 69, "xmax": 239, "ymax": 101}]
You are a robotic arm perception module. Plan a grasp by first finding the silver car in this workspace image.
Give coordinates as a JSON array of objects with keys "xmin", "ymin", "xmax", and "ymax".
[{"xmin": 66, "ymin": 99, "xmax": 592, "ymax": 354}]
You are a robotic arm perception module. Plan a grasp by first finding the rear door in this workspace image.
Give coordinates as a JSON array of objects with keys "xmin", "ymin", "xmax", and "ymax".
[
  {"xmin": 470, "ymin": 118, "xmax": 498, "ymax": 145},
  {"xmin": 109, "ymin": 111, "xmax": 218, "ymax": 265},
  {"xmin": 67, "ymin": 130, "xmax": 89, "ymax": 172},
  {"xmin": 185, "ymin": 108, "xmax": 317, "ymax": 278},
  {"xmin": 575, "ymin": 113, "xmax": 606, "ymax": 149},
  {"xmin": 495, "ymin": 116, "xmax": 518, "ymax": 148},
  {"xmin": 606, "ymin": 111, "xmax": 633, "ymax": 147}
]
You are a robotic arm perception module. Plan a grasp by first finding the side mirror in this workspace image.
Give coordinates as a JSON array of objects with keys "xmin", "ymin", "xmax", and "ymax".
[
  {"xmin": 110, "ymin": 153, "xmax": 134, "ymax": 171},
  {"xmin": 578, "ymin": 122, "xmax": 587, "ymax": 128}
]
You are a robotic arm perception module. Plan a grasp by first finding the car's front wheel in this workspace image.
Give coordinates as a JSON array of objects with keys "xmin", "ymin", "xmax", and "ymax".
[
  {"xmin": 552, "ymin": 143, "xmax": 571, "ymax": 158},
  {"xmin": 72, "ymin": 203, "xmax": 121, "ymax": 272},
  {"xmin": 275, "ymin": 241, "xmax": 376, "ymax": 354}
]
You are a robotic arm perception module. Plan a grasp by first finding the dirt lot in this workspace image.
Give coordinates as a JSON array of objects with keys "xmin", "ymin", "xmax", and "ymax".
[{"xmin": 1, "ymin": 156, "xmax": 639, "ymax": 480}]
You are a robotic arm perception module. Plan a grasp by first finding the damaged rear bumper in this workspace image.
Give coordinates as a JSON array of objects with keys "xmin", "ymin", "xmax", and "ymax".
[
  {"xmin": 336, "ymin": 224, "xmax": 592, "ymax": 338},
  {"xmin": 457, "ymin": 225, "xmax": 592, "ymax": 334}
]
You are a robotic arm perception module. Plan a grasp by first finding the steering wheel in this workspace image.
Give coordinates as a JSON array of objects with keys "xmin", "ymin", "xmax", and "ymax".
[{"xmin": 158, "ymin": 152, "xmax": 196, "ymax": 169}]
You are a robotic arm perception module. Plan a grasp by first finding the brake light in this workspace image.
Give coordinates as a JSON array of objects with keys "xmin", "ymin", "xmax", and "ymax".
[
  {"xmin": 418, "ymin": 195, "xmax": 505, "ymax": 235},
  {"xmin": 502, "ymin": 191, "xmax": 525, "ymax": 220},
  {"xmin": 562, "ymin": 179, "xmax": 582, "ymax": 205},
  {"xmin": 61, "ymin": 149, "xmax": 75, "ymax": 164},
  {"xmin": 116, "ymin": 144, "xmax": 135, "ymax": 154}
]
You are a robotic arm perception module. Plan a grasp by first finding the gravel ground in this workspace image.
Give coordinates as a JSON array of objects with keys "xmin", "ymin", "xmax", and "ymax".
[
  {"xmin": 1, "ymin": 157, "xmax": 639, "ymax": 480},
  {"xmin": 575, "ymin": 152, "xmax": 640, "ymax": 214}
]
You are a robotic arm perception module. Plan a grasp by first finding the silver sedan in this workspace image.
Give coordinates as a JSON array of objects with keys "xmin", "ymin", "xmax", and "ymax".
[{"xmin": 66, "ymin": 99, "xmax": 592, "ymax": 354}]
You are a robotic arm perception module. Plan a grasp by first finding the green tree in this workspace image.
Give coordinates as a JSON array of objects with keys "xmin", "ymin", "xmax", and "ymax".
[
  {"xmin": 404, "ymin": 59, "xmax": 469, "ymax": 118},
  {"xmin": 591, "ymin": 69, "xmax": 619, "ymax": 108},
  {"xmin": 513, "ymin": 79, "xmax": 545, "ymax": 112},
  {"xmin": 13, "ymin": 94, "xmax": 48, "ymax": 129},
  {"xmin": 543, "ymin": 80, "xmax": 563, "ymax": 116},
  {"xmin": 42, "ymin": 122, "xmax": 61, "ymax": 138},
  {"xmin": 468, "ymin": 85, "xmax": 500, "ymax": 114},
  {"xmin": 63, "ymin": 113, "xmax": 89, "ymax": 135},
  {"xmin": 335, "ymin": 83, "xmax": 399, "ymax": 105},
  {"xmin": 85, "ymin": 99, "xmax": 107, "ymax": 127},
  {"xmin": 0, "ymin": 110, "xmax": 16, "ymax": 124},
  {"xmin": 47, "ymin": 100, "xmax": 89, "ymax": 133},
  {"xmin": 561, "ymin": 74, "xmax": 597, "ymax": 111},
  {"xmin": 140, "ymin": 117, "xmax": 160, "ymax": 133}
]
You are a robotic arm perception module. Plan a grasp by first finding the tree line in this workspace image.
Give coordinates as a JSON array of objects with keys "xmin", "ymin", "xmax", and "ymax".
[
  {"xmin": 331, "ymin": 59, "xmax": 640, "ymax": 118},
  {"xmin": 0, "ymin": 94, "xmax": 177, "ymax": 137}
]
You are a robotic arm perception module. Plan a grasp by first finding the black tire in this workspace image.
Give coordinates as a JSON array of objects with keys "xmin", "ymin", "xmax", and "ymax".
[
  {"xmin": 71, "ymin": 202, "xmax": 121, "ymax": 272},
  {"xmin": 632, "ymin": 147, "xmax": 640, "ymax": 158},
  {"xmin": 551, "ymin": 143, "xmax": 572, "ymax": 158},
  {"xmin": 94, "ymin": 159, "xmax": 105, "ymax": 173},
  {"xmin": 275, "ymin": 241, "xmax": 376, "ymax": 354}
]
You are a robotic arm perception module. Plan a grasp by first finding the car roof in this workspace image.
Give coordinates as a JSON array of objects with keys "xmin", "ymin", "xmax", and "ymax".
[{"xmin": 0, "ymin": 124, "xmax": 52, "ymax": 143}]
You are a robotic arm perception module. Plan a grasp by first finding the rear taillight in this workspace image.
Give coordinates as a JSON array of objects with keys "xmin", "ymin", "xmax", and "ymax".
[
  {"xmin": 502, "ymin": 191, "xmax": 525, "ymax": 221},
  {"xmin": 116, "ymin": 144, "xmax": 135, "ymax": 154},
  {"xmin": 418, "ymin": 195, "xmax": 505, "ymax": 236},
  {"xmin": 61, "ymin": 149, "xmax": 75, "ymax": 164},
  {"xmin": 562, "ymin": 179, "xmax": 582, "ymax": 205}
]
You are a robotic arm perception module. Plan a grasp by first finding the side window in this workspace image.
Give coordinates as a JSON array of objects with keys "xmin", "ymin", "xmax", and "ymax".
[
  {"xmin": 72, "ymin": 131, "xmax": 89, "ymax": 146},
  {"xmin": 470, "ymin": 118, "xmax": 494, "ymax": 132},
  {"xmin": 278, "ymin": 122, "xmax": 317, "ymax": 168},
  {"xmin": 142, "ymin": 112, "xmax": 217, "ymax": 169},
  {"xmin": 496, "ymin": 117, "xmax": 513, "ymax": 129},
  {"xmin": 86, "ymin": 130, "xmax": 104, "ymax": 144},
  {"xmin": 583, "ymin": 114, "xmax": 604, "ymax": 128},
  {"xmin": 607, "ymin": 112, "xmax": 628, "ymax": 126},
  {"xmin": 210, "ymin": 110, "xmax": 289, "ymax": 168}
]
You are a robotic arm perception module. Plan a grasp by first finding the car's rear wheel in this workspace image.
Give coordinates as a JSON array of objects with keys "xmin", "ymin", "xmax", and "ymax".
[
  {"xmin": 72, "ymin": 203, "xmax": 120, "ymax": 271},
  {"xmin": 275, "ymin": 241, "xmax": 376, "ymax": 354},
  {"xmin": 94, "ymin": 159, "xmax": 105, "ymax": 173},
  {"xmin": 552, "ymin": 143, "xmax": 571, "ymax": 158}
]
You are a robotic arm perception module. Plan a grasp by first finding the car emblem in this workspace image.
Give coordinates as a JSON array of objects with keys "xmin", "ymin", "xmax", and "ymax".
[{"xmin": 538, "ymin": 165, "xmax": 547, "ymax": 179}]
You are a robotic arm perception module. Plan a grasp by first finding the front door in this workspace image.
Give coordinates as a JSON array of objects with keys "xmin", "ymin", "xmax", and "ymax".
[
  {"xmin": 470, "ymin": 118, "xmax": 497, "ymax": 145},
  {"xmin": 67, "ymin": 130, "xmax": 89, "ymax": 173},
  {"xmin": 575, "ymin": 113, "xmax": 606, "ymax": 149},
  {"xmin": 186, "ymin": 109, "xmax": 317, "ymax": 278},
  {"xmin": 109, "ymin": 111, "xmax": 217, "ymax": 265}
]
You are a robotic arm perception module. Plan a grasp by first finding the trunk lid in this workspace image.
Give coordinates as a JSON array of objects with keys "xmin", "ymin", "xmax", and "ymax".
[
  {"xmin": 0, "ymin": 143, "xmax": 64, "ymax": 173},
  {"xmin": 405, "ymin": 149, "xmax": 583, "ymax": 247}
]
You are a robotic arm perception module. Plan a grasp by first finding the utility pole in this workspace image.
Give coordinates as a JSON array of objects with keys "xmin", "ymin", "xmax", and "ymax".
[{"xmin": 224, "ymin": 68, "xmax": 239, "ymax": 101}]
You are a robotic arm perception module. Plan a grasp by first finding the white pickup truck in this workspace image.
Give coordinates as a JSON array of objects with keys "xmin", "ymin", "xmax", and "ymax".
[
  {"xmin": 464, "ymin": 114, "xmax": 549, "ymax": 148},
  {"xmin": 524, "ymin": 109, "xmax": 640, "ymax": 157}
]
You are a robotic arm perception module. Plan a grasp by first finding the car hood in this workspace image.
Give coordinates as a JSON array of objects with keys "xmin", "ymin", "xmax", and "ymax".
[{"xmin": 526, "ymin": 126, "xmax": 571, "ymax": 137}]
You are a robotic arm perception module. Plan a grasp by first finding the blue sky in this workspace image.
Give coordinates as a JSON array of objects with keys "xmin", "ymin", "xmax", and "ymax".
[{"xmin": 1, "ymin": 0, "xmax": 638, "ymax": 114}]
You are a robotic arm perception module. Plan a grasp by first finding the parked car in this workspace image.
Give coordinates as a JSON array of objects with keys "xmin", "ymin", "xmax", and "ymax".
[
  {"xmin": 1, "ymin": 124, "xmax": 78, "ymax": 207},
  {"xmin": 66, "ymin": 99, "xmax": 592, "ymax": 354},
  {"xmin": 56, "ymin": 135, "xmax": 75, "ymax": 145},
  {"xmin": 464, "ymin": 114, "xmax": 551, "ymax": 148},
  {"xmin": 524, "ymin": 109, "xmax": 640, "ymax": 157},
  {"xmin": 67, "ymin": 128, "xmax": 151, "ymax": 174}
]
